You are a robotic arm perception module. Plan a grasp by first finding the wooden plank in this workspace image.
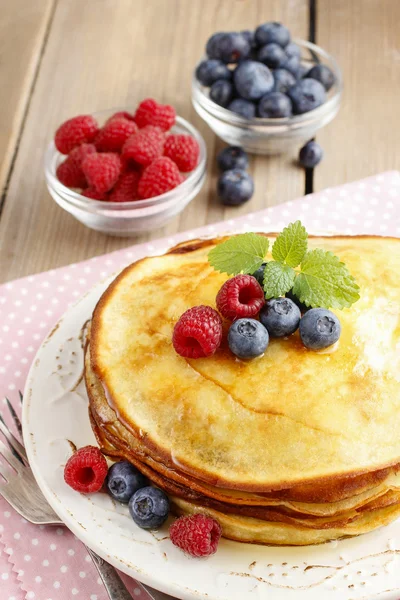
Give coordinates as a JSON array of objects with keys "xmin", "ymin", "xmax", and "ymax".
[
  {"xmin": 0, "ymin": 0, "xmax": 54, "ymax": 195},
  {"xmin": 314, "ymin": 0, "xmax": 400, "ymax": 190},
  {"xmin": 0, "ymin": 0, "xmax": 308, "ymax": 283}
]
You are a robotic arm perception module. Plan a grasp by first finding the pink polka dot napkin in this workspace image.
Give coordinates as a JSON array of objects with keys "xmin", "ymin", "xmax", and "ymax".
[{"xmin": 0, "ymin": 171, "xmax": 399, "ymax": 600}]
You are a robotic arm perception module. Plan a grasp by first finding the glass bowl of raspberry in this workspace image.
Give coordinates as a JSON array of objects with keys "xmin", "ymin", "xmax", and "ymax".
[
  {"xmin": 44, "ymin": 105, "xmax": 207, "ymax": 236},
  {"xmin": 191, "ymin": 38, "xmax": 342, "ymax": 155}
]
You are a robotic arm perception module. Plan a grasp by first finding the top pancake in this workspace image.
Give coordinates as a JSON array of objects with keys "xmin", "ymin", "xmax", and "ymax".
[{"xmin": 90, "ymin": 235, "xmax": 400, "ymax": 492}]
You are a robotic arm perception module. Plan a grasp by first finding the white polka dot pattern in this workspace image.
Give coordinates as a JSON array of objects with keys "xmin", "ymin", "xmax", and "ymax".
[{"xmin": 0, "ymin": 171, "xmax": 399, "ymax": 599}]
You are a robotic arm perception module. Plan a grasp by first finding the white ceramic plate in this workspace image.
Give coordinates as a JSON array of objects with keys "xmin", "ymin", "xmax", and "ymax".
[{"xmin": 23, "ymin": 267, "xmax": 400, "ymax": 600}]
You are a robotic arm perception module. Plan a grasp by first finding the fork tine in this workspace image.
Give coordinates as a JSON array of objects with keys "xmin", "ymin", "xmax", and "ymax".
[
  {"xmin": 5, "ymin": 397, "xmax": 23, "ymax": 438},
  {"xmin": 0, "ymin": 418, "xmax": 27, "ymax": 465},
  {"xmin": 0, "ymin": 438, "xmax": 25, "ymax": 472}
]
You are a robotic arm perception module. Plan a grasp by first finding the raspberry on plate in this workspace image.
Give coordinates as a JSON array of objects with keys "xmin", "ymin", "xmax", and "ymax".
[
  {"xmin": 172, "ymin": 305, "xmax": 222, "ymax": 359},
  {"xmin": 109, "ymin": 171, "xmax": 140, "ymax": 202},
  {"xmin": 64, "ymin": 445, "xmax": 108, "ymax": 494},
  {"xmin": 134, "ymin": 98, "xmax": 176, "ymax": 132},
  {"xmin": 81, "ymin": 187, "xmax": 108, "ymax": 200},
  {"xmin": 216, "ymin": 274, "xmax": 265, "ymax": 320},
  {"xmin": 95, "ymin": 117, "xmax": 138, "ymax": 152},
  {"xmin": 55, "ymin": 115, "xmax": 99, "ymax": 154},
  {"xmin": 122, "ymin": 126, "xmax": 165, "ymax": 167},
  {"xmin": 56, "ymin": 157, "xmax": 87, "ymax": 188},
  {"xmin": 138, "ymin": 157, "xmax": 182, "ymax": 199},
  {"xmin": 164, "ymin": 134, "xmax": 200, "ymax": 172},
  {"xmin": 170, "ymin": 514, "xmax": 222, "ymax": 557},
  {"xmin": 82, "ymin": 152, "xmax": 121, "ymax": 194}
]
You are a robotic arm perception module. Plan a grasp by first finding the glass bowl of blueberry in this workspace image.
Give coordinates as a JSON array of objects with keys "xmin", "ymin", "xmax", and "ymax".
[{"xmin": 192, "ymin": 22, "xmax": 342, "ymax": 155}]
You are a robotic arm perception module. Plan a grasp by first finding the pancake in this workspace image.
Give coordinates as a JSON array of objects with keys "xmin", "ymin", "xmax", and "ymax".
[{"xmin": 87, "ymin": 234, "xmax": 400, "ymax": 544}]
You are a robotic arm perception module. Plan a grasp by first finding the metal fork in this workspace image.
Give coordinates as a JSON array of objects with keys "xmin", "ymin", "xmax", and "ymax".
[{"xmin": 0, "ymin": 394, "xmax": 175, "ymax": 600}]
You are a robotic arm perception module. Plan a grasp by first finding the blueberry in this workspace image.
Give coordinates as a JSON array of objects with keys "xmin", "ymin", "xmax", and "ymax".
[
  {"xmin": 252, "ymin": 262, "xmax": 267, "ymax": 286},
  {"xmin": 281, "ymin": 56, "xmax": 301, "ymax": 78},
  {"xmin": 299, "ymin": 308, "xmax": 341, "ymax": 350},
  {"xmin": 306, "ymin": 64, "xmax": 335, "ymax": 91},
  {"xmin": 206, "ymin": 32, "xmax": 225, "ymax": 59},
  {"xmin": 227, "ymin": 98, "xmax": 256, "ymax": 119},
  {"xmin": 285, "ymin": 42, "xmax": 301, "ymax": 59},
  {"xmin": 297, "ymin": 64, "xmax": 310, "ymax": 79},
  {"xmin": 285, "ymin": 289, "xmax": 309, "ymax": 313},
  {"xmin": 217, "ymin": 146, "xmax": 249, "ymax": 171},
  {"xmin": 228, "ymin": 318, "xmax": 269, "ymax": 359},
  {"xmin": 216, "ymin": 32, "xmax": 251, "ymax": 64},
  {"xmin": 106, "ymin": 461, "xmax": 147, "ymax": 504},
  {"xmin": 210, "ymin": 80, "xmax": 234, "ymax": 107},
  {"xmin": 241, "ymin": 30, "xmax": 255, "ymax": 48},
  {"xmin": 287, "ymin": 78, "xmax": 326, "ymax": 114},
  {"xmin": 254, "ymin": 22, "xmax": 291, "ymax": 48},
  {"xmin": 257, "ymin": 43, "xmax": 286, "ymax": 69},
  {"xmin": 260, "ymin": 297, "xmax": 301, "ymax": 337},
  {"xmin": 233, "ymin": 60, "xmax": 274, "ymax": 100},
  {"xmin": 272, "ymin": 68, "xmax": 296, "ymax": 94},
  {"xmin": 129, "ymin": 486, "xmax": 170, "ymax": 529},
  {"xmin": 299, "ymin": 141, "xmax": 323, "ymax": 168},
  {"xmin": 196, "ymin": 59, "xmax": 231, "ymax": 86},
  {"xmin": 217, "ymin": 169, "xmax": 254, "ymax": 206},
  {"xmin": 258, "ymin": 92, "xmax": 292, "ymax": 118}
]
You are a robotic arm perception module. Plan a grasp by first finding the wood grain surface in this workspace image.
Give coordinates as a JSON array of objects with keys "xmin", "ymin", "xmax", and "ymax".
[
  {"xmin": 0, "ymin": 0, "xmax": 308, "ymax": 283},
  {"xmin": 314, "ymin": 0, "xmax": 400, "ymax": 189}
]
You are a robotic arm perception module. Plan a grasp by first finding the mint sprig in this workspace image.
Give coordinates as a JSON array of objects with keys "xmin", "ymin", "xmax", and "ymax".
[{"xmin": 207, "ymin": 221, "xmax": 360, "ymax": 310}]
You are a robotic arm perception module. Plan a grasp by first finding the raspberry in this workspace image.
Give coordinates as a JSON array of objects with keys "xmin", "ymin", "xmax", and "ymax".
[
  {"xmin": 105, "ymin": 111, "xmax": 135, "ymax": 124},
  {"xmin": 95, "ymin": 118, "xmax": 138, "ymax": 152},
  {"xmin": 56, "ymin": 157, "xmax": 87, "ymax": 188},
  {"xmin": 82, "ymin": 152, "xmax": 121, "ymax": 193},
  {"xmin": 170, "ymin": 514, "xmax": 222, "ymax": 557},
  {"xmin": 138, "ymin": 157, "xmax": 182, "ymax": 199},
  {"xmin": 69, "ymin": 142, "xmax": 96, "ymax": 167},
  {"xmin": 122, "ymin": 126, "xmax": 165, "ymax": 167},
  {"xmin": 64, "ymin": 445, "xmax": 108, "ymax": 493},
  {"xmin": 81, "ymin": 187, "xmax": 108, "ymax": 200},
  {"xmin": 216, "ymin": 275, "xmax": 265, "ymax": 320},
  {"xmin": 134, "ymin": 98, "xmax": 176, "ymax": 131},
  {"xmin": 109, "ymin": 171, "xmax": 140, "ymax": 202},
  {"xmin": 172, "ymin": 305, "xmax": 222, "ymax": 359},
  {"xmin": 55, "ymin": 115, "xmax": 99, "ymax": 154},
  {"xmin": 164, "ymin": 135, "xmax": 200, "ymax": 172}
]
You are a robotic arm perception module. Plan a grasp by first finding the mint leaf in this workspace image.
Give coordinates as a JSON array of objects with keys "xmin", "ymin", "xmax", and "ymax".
[
  {"xmin": 263, "ymin": 261, "xmax": 296, "ymax": 299},
  {"xmin": 272, "ymin": 220, "xmax": 308, "ymax": 267},
  {"xmin": 293, "ymin": 249, "xmax": 360, "ymax": 309},
  {"xmin": 208, "ymin": 233, "xmax": 269, "ymax": 276}
]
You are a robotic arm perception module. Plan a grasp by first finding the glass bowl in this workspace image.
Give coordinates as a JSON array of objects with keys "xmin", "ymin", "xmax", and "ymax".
[
  {"xmin": 44, "ymin": 109, "xmax": 207, "ymax": 236},
  {"xmin": 191, "ymin": 40, "xmax": 342, "ymax": 155}
]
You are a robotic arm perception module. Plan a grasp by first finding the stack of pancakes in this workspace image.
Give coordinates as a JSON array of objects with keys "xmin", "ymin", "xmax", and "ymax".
[{"xmin": 85, "ymin": 235, "xmax": 400, "ymax": 545}]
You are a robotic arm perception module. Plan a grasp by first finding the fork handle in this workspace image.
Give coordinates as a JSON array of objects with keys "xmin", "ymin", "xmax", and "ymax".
[{"xmin": 86, "ymin": 546, "xmax": 133, "ymax": 599}]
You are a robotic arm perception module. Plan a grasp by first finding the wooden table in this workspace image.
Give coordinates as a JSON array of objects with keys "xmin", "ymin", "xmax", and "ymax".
[{"xmin": 1, "ymin": 0, "xmax": 399, "ymax": 283}]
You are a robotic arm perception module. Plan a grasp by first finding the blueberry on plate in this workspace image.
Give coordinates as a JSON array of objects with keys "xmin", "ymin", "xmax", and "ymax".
[
  {"xmin": 257, "ymin": 43, "xmax": 286, "ymax": 69},
  {"xmin": 252, "ymin": 262, "xmax": 267, "ymax": 286},
  {"xmin": 216, "ymin": 32, "xmax": 251, "ymax": 64},
  {"xmin": 129, "ymin": 486, "xmax": 170, "ymax": 529},
  {"xmin": 306, "ymin": 64, "xmax": 336, "ymax": 91},
  {"xmin": 195, "ymin": 59, "xmax": 231, "ymax": 86},
  {"xmin": 106, "ymin": 461, "xmax": 147, "ymax": 504},
  {"xmin": 299, "ymin": 308, "xmax": 341, "ymax": 350},
  {"xmin": 210, "ymin": 79, "xmax": 234, "ymax": 107},
  {"xmin": 217, "ymin": 146, "xmax": 249, "ymax": 171},
  {"xmin": 206, "ymin": 32, "xmax": 225, "ymax": 59},
  {"xmin": 227, "ymin": 98, "xmax": 256, "ymax": 119},
  {"xmin": 260, "ymin": 297, "xmax": 301, "ymax": 337},
  {"xmin": 258, "ymin": 92, "xmax": 292, "ymax": 118},
  {"xmin": 233, "ymin": 60, "xmax": 274, "ymax": 100},
  {"xmin": 217, "ymin": 169, "xmax": 254, "ymax": 206},
  {"xmin": 272, "ymin": 68, "xmax": 296, "ymax": 94},
  {"xmin": 228, "ymin": 318, "xmax": 269, "ymax": 359},
  {"xmin": 287, "ymin": 78, "xmax": 326, "ymax": 114},
  {"xmin": 254, "ymin": 22, "xmax": 291, "ymax": 48},
  {"xmin": 299, "ymin": 141, "xmax": 324, "ymax": 168},
  {"xmin": 285, "ymin": 42, "xmax": 301, "ymax": 59}
]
